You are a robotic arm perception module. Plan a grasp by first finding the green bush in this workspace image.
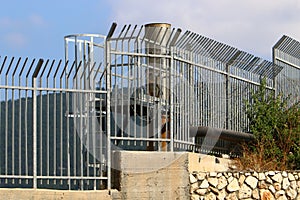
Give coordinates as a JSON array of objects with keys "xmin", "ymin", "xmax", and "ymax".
[{"xmin": 240, "ymin": 78, "xmax": 300, "ymax": 170}]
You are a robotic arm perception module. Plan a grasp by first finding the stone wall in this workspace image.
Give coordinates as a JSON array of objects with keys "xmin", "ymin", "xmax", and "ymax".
[{"xmin": 190, "ymin": 171, "xmax": 300, "ymax": 200}]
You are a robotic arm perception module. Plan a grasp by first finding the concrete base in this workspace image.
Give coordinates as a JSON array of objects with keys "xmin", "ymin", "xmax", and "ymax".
[
  {"xmin": 188, "ymin": 152, "xmax": 231, "ymax": 172},
  {"xmin": 112, "ymin": 151, "xmax": 190, "ymax": 200},
  {"xmin": 111, "ymin": 151, "xmax": 231, "ymax": 200},
  {"xmin": 0, "ymin": 152, "xmax": 231, "ymax": 200},
  {"xmin": 0, "ymin": 188, "xmax": 115, "ymax": 200}
]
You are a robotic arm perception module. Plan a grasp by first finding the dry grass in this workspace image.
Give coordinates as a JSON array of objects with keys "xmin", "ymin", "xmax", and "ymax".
[{"xmin": 232, "ymin": 143, "xmax": 287, "ymax": 171}]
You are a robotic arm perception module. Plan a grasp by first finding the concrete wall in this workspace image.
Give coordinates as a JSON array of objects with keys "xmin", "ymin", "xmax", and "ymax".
[
  {"xmin": 111, "ymin": 151, "xmax": 190, "ymax": 199},
  {"xmin": 0, "ymin": 188, "xmax": 115, "ymax": 200},
  {"xmin": 111, "ymin": 151, "xmax": 231, "ymax": 200}
]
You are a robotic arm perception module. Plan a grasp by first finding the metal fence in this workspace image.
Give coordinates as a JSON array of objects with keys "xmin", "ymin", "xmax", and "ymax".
[
  {"xmin": 65, "ymin": 23, "xmax": 281, "ymax": 155},
  {"xmin": 0, "ymin": 56, "xmax": 109, "ymax": 190},
  {"xmin": 1, "ymin": 23, "xmax": 298, "ymax": 190},
  {"xmin": 273, "ymin": 35, "xmax": 300, "ymax": 105}
]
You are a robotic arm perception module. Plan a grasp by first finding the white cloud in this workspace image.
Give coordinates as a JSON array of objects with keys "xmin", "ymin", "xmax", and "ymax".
[
  {"xmin": 28, "ymin": 14, "xmax": 47, "ymax": 27},
  {"xmin": 0, "ymin": 14, "xmax": 47, "ymax": 51},
  {"xmin": 0, "ymin": 17, "xmax": 11, "ymax": 27},
  {"xmin": 3, "ymin": 32, "xmax": 27, "ymax": 49},
  {"xmin": 0, "ymin": 14, "xmax": 47, "ymax": 29},
  {"xmin": 109, "ymin": 0, "xmax": 300, "ymax": 59}
]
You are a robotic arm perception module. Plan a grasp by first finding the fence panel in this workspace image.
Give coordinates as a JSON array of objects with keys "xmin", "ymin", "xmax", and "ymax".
[{"xmin": 0, "ymin": 56, "xmax": 108, "ymax": 190}]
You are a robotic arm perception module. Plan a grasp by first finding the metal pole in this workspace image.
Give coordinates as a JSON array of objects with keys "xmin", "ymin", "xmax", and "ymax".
[
  {"xmin": 106, "ymin": 40, "xmax": 111, "ymax": 189},
  {"xmin": 169, "ymin": 47, "xmax": 174, "ymax": 152},
  {"xmin": 32, "ymin": 59, "xmax": 43, "ymax": 189},
  {"xmin": 106, "ymin": 22, "xmax": 116, "ymax": 190},
  {"xmin": 225, "ymin": 63, "xmax": 230, "ymax": 130}
]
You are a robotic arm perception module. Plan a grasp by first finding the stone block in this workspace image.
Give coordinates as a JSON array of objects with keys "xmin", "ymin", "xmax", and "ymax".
[
  {"xmin": 208, "ymin": 177, "xmax": 218, "ymax": 188},
  {"xmin": 227, "ymin": 178, "xmax": 239, "ymax": 192},
  {"xmin": 260, "ymin": 189, "xmax": 275, "ymax": 200},
  {"xmin": 245, "ymin": 176, "xmax": 258, "ymax": 189},
  {"xmin": 271, "ymin": 173, "xmax": 283, "ymax": 183},
  {"xmin": 217, "ymin": 176, "xmax": 227, "ymax": 190},
  {"xmin": 282, "ymin": 178, "xmax": 290, "ymax": 190},
  {"xmin": 238, "ymin": 184, "xmax": 252, "ymax": 199}
]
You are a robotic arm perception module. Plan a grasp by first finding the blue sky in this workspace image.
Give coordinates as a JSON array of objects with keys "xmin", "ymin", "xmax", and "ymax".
[
  {"xmin": 1, "ymin": 0, "xmax": 300, "ymax": 61},
  {"xmin": 0, "ymin": 1, "xmax": 112, "ymax": 59}
]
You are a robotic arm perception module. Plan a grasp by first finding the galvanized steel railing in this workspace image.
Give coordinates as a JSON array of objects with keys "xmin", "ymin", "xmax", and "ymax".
[
  {"xmin": 63, "ymin": 23, "xmax": 283, "ymax": 156},
  {"xmin": 0, "ymin": 55, "xmax": 109, "ymax": 190},
  {"xmin": 273, "ymin": 35, "xmax": 300, "ymax": 105},
  {"xmin": 1, "ymin": 23, "xmax": 297, "ymax": 190}
]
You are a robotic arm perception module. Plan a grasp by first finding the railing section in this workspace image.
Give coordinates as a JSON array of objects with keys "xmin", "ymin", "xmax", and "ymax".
[{"xmin": 0, "ymin": 55, "xmax": 108, "ymax": 190}]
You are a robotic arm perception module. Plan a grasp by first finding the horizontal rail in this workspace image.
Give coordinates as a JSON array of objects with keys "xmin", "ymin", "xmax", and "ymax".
[
  {"xmin": 173, "ymin": 56, "xmax": 275, "ymax": 90},
  {"xmin": 0, "ymin": 175, "xmax": 108, "ymax": 180},
  {"xmin": 0, "ymin": 85, "xmax": 108, "ymax": 94}
]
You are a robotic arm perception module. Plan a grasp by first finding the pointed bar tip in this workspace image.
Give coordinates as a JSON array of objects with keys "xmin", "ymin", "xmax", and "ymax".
[{"xmin": 107, "ymin": 22, "xmax": 117, "ymax": 39}]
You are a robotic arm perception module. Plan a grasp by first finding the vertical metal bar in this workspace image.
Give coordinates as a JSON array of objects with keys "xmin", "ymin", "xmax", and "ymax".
[
  {"xmin": 88, "ymin": 61, "xmax": 97, "ymax": 190},
  {"xmin": 94, "ymin": 62, "xmax": 103, "ymax": 188},
  {"xmin": 32, "ymin": 77, "xmax": 37, "ymax": 188},
  {"xmin": 71, "ymin": 62, "xmax": 78, "ymax": 186},
  {"xmin": 46, "ymin": 60, "xmax": 54, "ymax": 185},
  {"xmin": 46, "ymin": 70, "xmax": 50, "ymax": 184},
  {"xmin": 17, "ymin": 58, "xmax": 27, "ymax": 183},
  {"xmin": 10, "ymin": 61, "xmax": 16, "ymax": 182},
  {"xmin": 84, "ymin": 41, "xmax": 89, "ymax": 188},
  {"xmin": 79, "ymin": 65, "xmax": 84, "ymax": 190},
  {"xmin": 133, "ymin": 39, "xmax": 137, "ymax": 147},
  {"xmin": 66, "ymin": 60, "xmax": 75, "ymax": 190},
  {"xmin": 120, "ymin": 39, "xmax": 124, "ymax": 146},
  {"xmin": 39, "ymin": 72, "xmax": 43, "ymax": 182},
  {"xmin": 186, "ymin": 52, "xmax": 190, "ymax": 149},
  {"xmin": 4, "ymin": 70, "xmax": 8, "ymax": 183},
  {"xmin": 10, "ymin": 57, "xmax": 20, "ymax": 183},
  {"xmin": 169, "ymin": 47, "xmax": 174, "ymax": 152},
  {"xmin": 105, "ymin": 37, "xmax": 112, "ymax": 190},
  {"xmin": 32, "ymin": 59, "xmax": 43, "ymax": 189},
  {"xmin": 65, "ymin": 60, "xmax": 75, "ymax": 186},
  {"xmin": 65, "ymin": 61, "xmax": 71, "ymax": 190},
  {"xmin": 5, "ymin": 57, "xmax": 14, "ymax": 182},
  {"xmin": 127, "ymin": 34, "xmax": 131, "ymax": 148},
  {"xmin": 53, "ymin": 61, "xmax": 61, "ymax": 185},
  {"xmin": 60, "ymin": 65, "xmax": 64, "ymax": 184},
  {"xmin": 16, "ymin": 67, "xmax": 21, "ymax": 181},
  {"xmin": 225, "ymin": 64, "xmax": 230, "ymax": 130},
  {"xmin": 71, "ymin": 60, "xmax": 78, "ymax": 186}
]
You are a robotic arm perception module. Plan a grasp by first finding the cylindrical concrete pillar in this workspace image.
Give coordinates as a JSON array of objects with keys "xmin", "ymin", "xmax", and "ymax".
[{"xmin": 144, "ymin": 23, "xmax": 171, "ymax": 151}]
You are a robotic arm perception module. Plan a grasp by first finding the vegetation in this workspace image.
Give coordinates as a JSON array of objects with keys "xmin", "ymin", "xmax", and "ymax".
[{"xmin": 235, "ymin": 79, "xmax": 300, "ymax": 171}]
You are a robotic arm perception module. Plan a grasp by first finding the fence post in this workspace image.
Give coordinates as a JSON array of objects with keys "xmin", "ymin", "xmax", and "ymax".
[
  {"xmin": 32, "ymin": 59, "xmax": 43, "ymax": 189},
  {"xmin": 169, "ymin": 47, "xmax": 174, "ymax": 152},
  {"xmin": 106, "ymin": 22, "xmax": 116, "ymax": 190}
]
